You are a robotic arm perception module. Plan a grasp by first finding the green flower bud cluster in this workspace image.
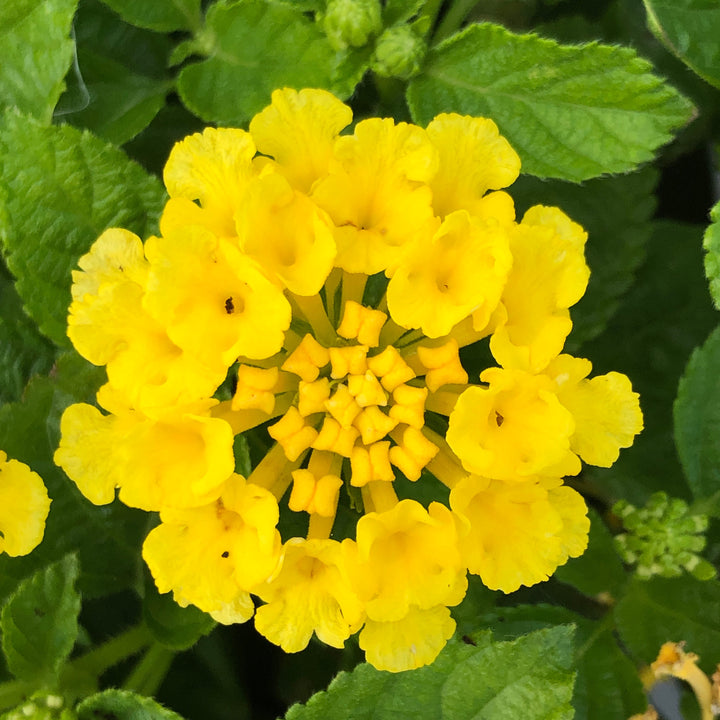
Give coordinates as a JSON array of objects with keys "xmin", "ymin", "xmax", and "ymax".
[
  {"xmin": 1, "ymin": 694, "xmax": 75, "ymax": 720},
  {"xmin": 613, "ymin": 492, "xmax": 716, "ymax": 581},
  {"xmin": 321, "ymin": 0, "xmax": 382, "ymax": 51},
  {"xmin": 371, "ymin": 24, "xmax": 426, "ymax": 81}
]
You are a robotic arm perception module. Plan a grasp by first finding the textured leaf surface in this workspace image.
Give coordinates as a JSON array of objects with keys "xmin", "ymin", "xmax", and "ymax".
[
  {"xmin": 644, "ymin": 0, "xmax": 720, "ymax": 89},
  {"xmin": 177, "ymin": 0, "xmax": 337, "ymax": 125},
  {"xmin": 1, "ymin": 555, "xmax": 80, "ymax": 684},
  {"xmin": 481, "ymin": 606, "xmax": 645, "ymax": 720},
  {"xmin": 99, "ymin": 0, "xmax": 202, "ymax": 31},
  {"xmin": 581, "ymin": 221, "xmax": 716, "ymax": 505},
  {"xmin": 77, "ymin": 689, "xmax": 186, "ymax": 719},
  {"xmin": 674, "ymin": 325, "xmax": 720, "ymax": 512},
  {"xmin": 703, "ymin": 199, "xmax": 720, "ymax": 310},
  {"xmin": 0, "ymin": 0, "xmax": 77, "ymax": 123},
  {"xmin": 407, "ymin": 23, "xmax": 694, "ymax": 181},
  {"xmin": 0, "ymin": 111, "xmax": 165, "ymax": 346},
  {"xmin": 512, "ymin": 167, "xmax": 658, "ymax": 349},
  {"xmin": 0, "ymin": 353, "xmax": 148, "ymax": 603},
  {"xmin": 285, "ymin": 627, "xmax": 574, "ymax": 720},
  {"xmin": 554, "ymin": 508, "xmax": 626, "ymax": 598},
  {"xmin": 615, "ymin": 576, "xmax": 720, "ymax": 669}
]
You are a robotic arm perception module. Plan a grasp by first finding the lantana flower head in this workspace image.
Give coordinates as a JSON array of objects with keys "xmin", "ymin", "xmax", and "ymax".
[{"xmin": 55, "ymin": 87, "xmax": 643, "ymax": 673}]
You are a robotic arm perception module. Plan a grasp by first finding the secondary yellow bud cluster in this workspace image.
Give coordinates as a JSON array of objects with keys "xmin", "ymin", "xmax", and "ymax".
[{"xmin": 54, "ymin": 88, "xmax": 643, "ymax": 672}]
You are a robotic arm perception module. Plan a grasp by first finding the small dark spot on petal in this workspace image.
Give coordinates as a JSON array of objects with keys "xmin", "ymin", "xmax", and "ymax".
[
  {"xmin": 221, "ymin": 551, "xmax": 230, "ymax": 558},
  {"xmin": 225, "ymin": 297, "xmax": 234, "ymax": 314},
  {"xmin": 495, "ymin": 411, "xmax": 504, "ymax": 427}
]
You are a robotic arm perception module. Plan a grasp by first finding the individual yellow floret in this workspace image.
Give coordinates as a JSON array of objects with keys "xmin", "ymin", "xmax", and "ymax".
[
  {"xmin": 389, "ymin": 426, "xmax": 438, "ymax": 481},
  {"xmin": 367, "ymin": 346, "xmax": 415, "ymax": 391},
  {"xmin": 388, "ymin": 384, "xmax": 427, "ymax": 428},
  {"xmin": 347, "ymin": 371, "xmax": 388, "ymax": 407},
  {"xmin": 249, "ymin": 88, "xmax": 353, "ymax": 193},
  {"xmin": 281, "ymin": 334, "xmax": 330, "ymax": 382},
  {"xmin": 312, "ymin": 417, "xmax": 359, "ymax": 457},
  {"xmin": 297, "ymin": 378, "xmax": 332, "ymax": 416},
  {"xmin": 350, "ymin": 442, "xmax": 395, "ymax": 486},
  {"xmin": 0, "ymin": 452, "xmax": 51, "ymax": 557},
  {"xmin": 354, "ymin": 406, "xmax": 398, "ymax": 445},
  {"xmin": 254, "ymin": 537, "xmax": 365, "ymax": 652},
  {"xmin": 416, "ymin": 339, "xmax": 468, "ymax": 392},
  {"xmin": 328, "ymin": 345, "xmax": 368, "ymax": 378},
  {"xmin": 426, "ymin": 113, "xmax": 521, "ymax": 219},
  {"xmin": 337, "ymin": 301, "xmax": 387, "ymax": 347},
  {"xmin": 289, "ymin": 469, "xmax": 343, "ymax": 517},
  {"xmin": 324, "ymin": 384, "xmax": 362, "ymax": 427},
  {"xmin": 386, "ymin": 211, "xmax": 512, "ymax": 338},
  {"xmin": 232, "ymin": 366, "xmax": 280, "ymax": 414},
  {"xmin": 268, "ymin": 407, "xmax": 318, "ymax": 462}
]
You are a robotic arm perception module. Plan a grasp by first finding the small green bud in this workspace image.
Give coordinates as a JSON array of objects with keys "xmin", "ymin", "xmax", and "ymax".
[
  {"xmin": 321, "ymin": 0, "xmax": 382, "ymax": 51},
  {"xmin": 372, "ymin": 24, "xmax": 426, "ymax": 80}
]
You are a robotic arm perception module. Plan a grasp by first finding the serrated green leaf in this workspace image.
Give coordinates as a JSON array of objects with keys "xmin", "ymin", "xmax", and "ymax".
[
  {"xmin": 0, "ymin": 264, "xmax": 55, "ymax": 404},
  {"xmin": 143, "ymin": 573, "xmax": 216, "ymax": 651},
  {"xmin": 511, "ymin": 167, "xmax": 658, "ymax": 349},
  {"xmin": 643, "ymin": 0, "xmax": 720, "ymax": 89},
  {"xmin": 580, "ymin": 221, "xmax": 716, "ymax": 506},
  {"xmin": 1, "ymin": 555, "xmax": 80, "ymax": 685},
  {"xmin": 554, "ymin": 508, "xmax": 627, "ymax": 598},
  {"xmin": 407, "ymin": 22, "xmax": 694, "ymax": 181},
  {"xmin": 0, "ymin": 357, "xmax": 147, "ymax": 603},
  {"xmin": 76, "ymin": 689, "xmax": 185, "ymax": 720},
  {"xmin": 383, "ymin": 0, "xmax": 424, "ymax": 26},
  {"xmin": 177, "ymin": 0, "xmax": 338, "ymax": 125},
  {"xmin": 673, "ymin": 325, "xmax": 720, "ymax": 512},
  {"xmin": 0, "ymin": 0, "xmax": 77, "ymax": 124},
  {"xmin": 0, "ymin": 111, "xmax": 165, "ymax": 347},
  {"xmin": 99, "ymin": 0, "xmax": 202, "ymax": 32},
  {"xmin": 703, "ymin": 199, "xmax": 720, "ymax": 310},
  {"xmin": 285, "ymin": 628, "xmax": 574, "ymax": 720},
  {"xmin": 479, "ymin": 605, "xmax": 645, "ymax": 720},
  {"xmin": 615, "ymin": 576, "xmax": 720, "ymax": 669}
]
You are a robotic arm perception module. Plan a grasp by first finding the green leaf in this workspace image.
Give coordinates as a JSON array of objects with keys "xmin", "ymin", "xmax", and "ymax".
[
  {"xmin": 703, "ymin": 199, "xmax": 720, "ymax": 310},
  {"xmin": 1, "ymin": 555, "xmax": 81, "ymax": 685},
  {"xmin": 143, "ymin": 573, "xmax": 216, "ymax": 651},
  {"xmin": 0, "ymin": 264, "xmax": 55, "ymax": 404},
  {"xmin": 0, "ymin": 0, "xmax": 77, "ymax": 123},
  {"xmin": 177, "ymin": 0, "xmax": 338, "ymax": 125},
  {"xmin": 407, "ymin": 22, "xmax": 694, "ymax": 181},
  {"xmin": 580, "ymin": 221, "xmax": 717, "ymax": 506},
  {"xmin": 615, "ymin": 575, "xmax": 720, "ymax": 669},
  {"xmin": 511, "ymin": 167, "xmax": 658, "ymax": 349},
  {"xmin": 98, "ymin": 0, "xmax": 202, "ymax": 32},
  {"xmin": 643, "ymin": 0, "xmax": 720, "ymax": 89},
  {"xmin": 76, "ymin": 689, "xmax": 185, "ymax": 720},
  {"xmin": 285, "ymin": 627, "xmax": 574, "ymax": 720},
  {"xmin": 674, "ymin": 325, "xmax": 720, "ymax": 512},
  {"xmin": 0, "ymin": 111, "xmax": 165, "ymax": 347},
  {"xmin": 479, "ymin": 606, "xmax": 645, "ymax": 720},
  {"xmin": 383, "ymin": 0, "xmax": 424, "ymax": 26},
  {"xmin": 0, "ymin": 356, "xmax": 148, "ymax": 603},
  {"xmin": 554, "ymin": 508, "xmax": 627, "ymax": 598}
]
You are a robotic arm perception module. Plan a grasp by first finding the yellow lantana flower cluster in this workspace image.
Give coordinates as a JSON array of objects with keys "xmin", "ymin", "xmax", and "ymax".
[{"xmin": 54, "ymin": 88, "xmax": 643, "ymax": 672}]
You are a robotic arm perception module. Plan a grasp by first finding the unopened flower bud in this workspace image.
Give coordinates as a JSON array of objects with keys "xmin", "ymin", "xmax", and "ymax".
[
  {"xmin": 372, "ymin": 25, "xmax": 426, "ymax": 80},
  {"xmin": 321, "ymin": 0, "xmax": 382, "ymax": 51}
]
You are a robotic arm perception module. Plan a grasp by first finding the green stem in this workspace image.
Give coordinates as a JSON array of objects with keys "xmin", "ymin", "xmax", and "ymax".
[
  {"xmin": 432, "ymin": 0, "xmax": 481, "ymax": 44},
  {"xmin": 122, "ymin": 643, "xmax": 175, "ymax": 697},
  {"xmin": 71, "ymin": 624, "xmax": 153, "ymax": 677},
  {"xmin": 420, "ymin": 0, "xmax": 446, "ymax": 39}
]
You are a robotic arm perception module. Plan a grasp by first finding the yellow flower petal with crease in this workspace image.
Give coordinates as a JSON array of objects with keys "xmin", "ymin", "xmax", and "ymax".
[
  {"xmin": 254, "ymin": 537, "xmax": 365, "ymax": 652},
  {"xmin": 237, "ymin": 171, "xmax": 336, "ymax": 295},
  {"xmin": 426, "ymin": 113, "xmax": 521, "ymax": 218},
  {"xmin": 0, "ymin": 452, "xmax": 50, "ymax": 557},
  {"xmin": 163, "ymin": 127, "xmax": 256, "ymax": 238},
  {"xmin": 249, "ymin": 87, "xmax": 353, "ymax": 193},
  {"xmin": 387, "ymin": 210, "xmax": 512, "ymax": 337},
  {"xmin": 359, "ymin": 605, "xmax": 456, "ymax": 673}
]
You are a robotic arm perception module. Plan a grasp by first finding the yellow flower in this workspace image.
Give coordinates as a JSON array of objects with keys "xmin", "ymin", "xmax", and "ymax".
[
  {"xmin": 254, "ymin": 538, "xmax": 365, "ymax": 652},
  {"xmin": 142, "ymin": 475, "xmax": 282, "ymax": 621},
  {"xmin": 386, "ymin": 210, "xmax": 512, "ymax": 337},
  {"xmin": 0, "ymin": 452, "xmax": 50, "ymax": 557},
  {"xmin": 449, "ymin": 474, "xmax": 589, "ymax": 592},
  {"xmin": 446, "ymin": 367, "xmax": 579, "ymax": 481},
  {"xmin": 312, "ymin": 117, "xmax": 438, "ymax": 275}
]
